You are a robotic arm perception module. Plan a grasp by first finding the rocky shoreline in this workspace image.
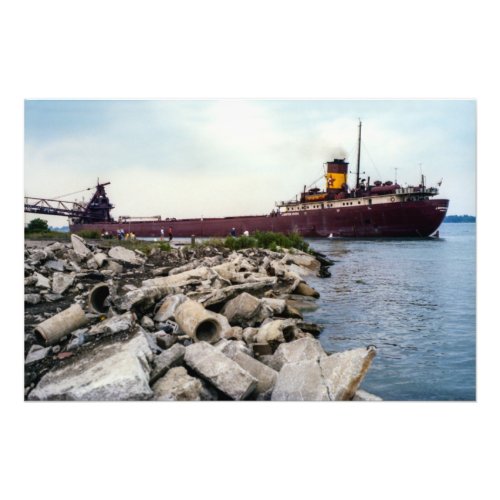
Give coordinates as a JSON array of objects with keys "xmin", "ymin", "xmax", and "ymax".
[{"xmin": 24, "ymin": 235, "xmax": 381, "ymax": 401}]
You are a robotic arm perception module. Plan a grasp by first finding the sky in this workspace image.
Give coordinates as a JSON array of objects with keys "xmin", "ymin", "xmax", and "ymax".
[{"xmin": 24, "ymin": 99, "xmax": 476, "ymax": 227}]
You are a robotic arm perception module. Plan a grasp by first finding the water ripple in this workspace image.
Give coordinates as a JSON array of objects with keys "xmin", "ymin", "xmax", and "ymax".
[{"xmin": 305, "ymin": 223, "xmax": 476, "ymax": 401}]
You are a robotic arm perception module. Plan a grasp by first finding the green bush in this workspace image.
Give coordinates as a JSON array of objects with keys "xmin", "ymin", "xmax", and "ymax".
[
  {"xmin": 224, "ymin": 235, "xmax": 258, "ymax": 250},
  {"xmin": 25, "ymin": 218, "xmax": 49, "ymax": 233},
  {"xmin": 219, "ymin": 231, "xmax": 309, "ymax": 252},
  {"xmin": 157, "ymin": 242, "xmax": 171, "ymax": 252}
]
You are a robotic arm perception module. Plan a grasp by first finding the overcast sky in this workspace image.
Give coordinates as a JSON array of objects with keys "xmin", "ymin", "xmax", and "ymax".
[{"xmin": 24, "ymin": 99, "xmax": 476, "ymax": 227}]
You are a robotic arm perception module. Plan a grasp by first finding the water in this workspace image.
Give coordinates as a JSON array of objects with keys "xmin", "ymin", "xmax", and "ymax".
[{"xmin": 305, "ymin": 223, "xmax": 476, "ymax": 401}]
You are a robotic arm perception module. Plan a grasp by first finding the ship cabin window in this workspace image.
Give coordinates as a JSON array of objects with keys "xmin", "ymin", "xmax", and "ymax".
[
  {"xmin": 358, "ymin": 201, "xmax": 361, "ymax": 204},
  {"xmin": 368, "ymin": 199, "xmax": 372, "ymax": 205}
]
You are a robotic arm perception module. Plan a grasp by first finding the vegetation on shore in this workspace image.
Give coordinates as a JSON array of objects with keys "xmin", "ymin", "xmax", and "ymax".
[
  {"xmin": 25, "ymin": 218, "xmax": 308, "ymax": 254},
  {"xmin": 197, "ymin": 231, "xmax": 310, "ymax": 253}
]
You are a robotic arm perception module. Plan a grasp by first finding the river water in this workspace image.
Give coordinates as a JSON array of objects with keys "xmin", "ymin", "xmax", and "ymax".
[{"xmin": 305, "ymin": 223, "xmax": 476, "ymax": 401}]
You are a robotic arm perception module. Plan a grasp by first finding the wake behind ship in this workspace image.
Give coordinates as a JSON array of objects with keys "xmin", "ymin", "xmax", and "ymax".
[{"xmin": 25, "ymin": 122, "xmax": 449, "ymax": 238}]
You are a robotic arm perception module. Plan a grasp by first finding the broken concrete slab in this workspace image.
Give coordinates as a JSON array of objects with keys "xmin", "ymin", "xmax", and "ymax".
[
  {"xmin": 220, "ymin": 292, "xmax": 271, "ymax": 327},
  {"xmin": 88, "ymin": 311, "xmax": 136, "ymax": 336},
  {"xmin": 51, "ymin": 272, "xmax": 75, "ymax": 295},
  {"xmin": 254, "ymin": 319, "xmax": 298, "ymax": 347},
  {"xmin": 184, "ymin": 342, "xmax": 257, "ymax": 400},
  {"xmin": 45, "ymin": 259, "xmax": 66, "ymax": 272},
  {"xmin": 281, "ymin": 251, "xmax": 321, "ymax": 276},
  {"xmin": 149, "ymin": 343, "xmax": 186, "ymax": 385},
  {"xmin": 271, "ymin": 359, "xmax": 329, "ymax": 401},
  {"xmin": 93, "ymin": 252, "xmax": 108, "ymax": 267},
  {"xmin": 108, "ymin": 246, "xmax": 145, "ymax": 266},
  {"xmin": 272, "ymin": 337, "xmax": 327, "ymax": 371},
  {"xmin": 28, "ymin": 329, "xmax": 154, "ymax": 401},
  {"xmin": 34, "ymin": 272, "xmax": 51, "ymax": 289},
  {"xmin": 71, "ymin": 234, "xmax": 92, "ymax": 259},
  {"xmin": 225, "ymin": 350, "xmax": 278, "ymax": 400},
  {"xmin": 25, "ymin": 293, "xmax": 41, "ymax": 305},
  {"xmin": 152, "ymin": 366, "xmax": 203, "ymax": 401},
  {"xmin": 25, "ymin": 345, "xmax": 52, "ymax": 364},
  {"xmin": 293, "ymin": 282, "xmax": 320, "ymax": 298},
  {"xmin": 319, "ymin": 347, "xmax": 377, "ymax": 401}
]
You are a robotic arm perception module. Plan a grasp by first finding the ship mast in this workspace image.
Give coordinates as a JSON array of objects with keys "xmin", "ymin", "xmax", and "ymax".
[{"xmin": 356, "ymin": 119, "xmax": 362, "ymax": 190}]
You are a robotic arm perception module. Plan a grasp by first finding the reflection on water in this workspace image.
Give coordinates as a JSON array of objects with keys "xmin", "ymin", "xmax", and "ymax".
[{"xmin": 305, "ymin": 223, "xmax": 476, "ymax": 401}]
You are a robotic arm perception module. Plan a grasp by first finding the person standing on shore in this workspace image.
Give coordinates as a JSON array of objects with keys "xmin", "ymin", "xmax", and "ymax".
[
  {"xmin": 168, "ymin": 227, "xmax": 173, "ymax": 242},
  {"xmin": 160, "ymin": 228, "xmax": 164, "ymax": 241}
]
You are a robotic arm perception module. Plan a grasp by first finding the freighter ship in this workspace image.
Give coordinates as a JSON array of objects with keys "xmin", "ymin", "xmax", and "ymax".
[{"xmin": 26, "ymin": 122, "xmax": 449, "ymax": 238}]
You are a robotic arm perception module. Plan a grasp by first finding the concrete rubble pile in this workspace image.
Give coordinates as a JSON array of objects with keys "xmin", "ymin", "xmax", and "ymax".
[{"xmin": 24, "ymin": 235, "xmax": 381, "ymax": 401}]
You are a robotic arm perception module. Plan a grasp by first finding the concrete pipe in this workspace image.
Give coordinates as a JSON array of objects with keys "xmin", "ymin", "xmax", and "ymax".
[
  {"xmin": 88, "ymin": 284, "xmax": 110, "ymax": 314},
  {"xmin": 35, "ymin": 304, "xmax": 88, "ymax": 345},
  {"xmin": 174, "ymin": 299, "xmax": 223, "ymax": 344}
]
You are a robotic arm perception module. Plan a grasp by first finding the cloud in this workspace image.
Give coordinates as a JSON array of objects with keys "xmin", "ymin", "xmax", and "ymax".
[{"xmin": 24, "ymin": 100, "xmax": 476, "ymax": 228}]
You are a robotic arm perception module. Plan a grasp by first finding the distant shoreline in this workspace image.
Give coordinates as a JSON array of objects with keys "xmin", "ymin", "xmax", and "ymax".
[{"xmin": 444, "ymin": 215, "xmax": 476, "ymax": 223}]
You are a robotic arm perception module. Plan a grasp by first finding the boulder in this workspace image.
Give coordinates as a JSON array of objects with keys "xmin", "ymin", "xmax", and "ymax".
[
  {"xmin": 216, "ymin": 339, "xmax": 253, "ymax": 358},
  {"xmin": 25, "ymin": 293, "xmax": 41, "ymax": 305},
  {"xmin": 140, "ymin": 315, "xmax": 155, "ymax": 330},
  {"xmin": 28, "ymin": 330, "xmax": 154, "ymax": 400},
  {"xmin": 71, "ymin": 234, "xmax": 92, "ymax": 259},
  {"xmin": 152, "ymin": 366, "xmax": 203, "ymax": 401},
  {"xmin": 155, "ymin": 332, "xmax": 177, "ymax": 350},
  {"xmin": 108, "ymin": 246, "xmax": 145, "ymax": 266},
  {"xmin": 142, "ymin": 267, "xmax": 212, "ymax": 289},
  {"xmin": 319, "ymin": 347, "xmax": 377, "ymax": 401},
  {"xmin": 271, "ymin": 359, "xmax": 329, "ymax": 401},
  {"xmin": 281, "ymin": 252, "xmax": 320, "ymax": 276},
  {"xmin": 154, "ymin": 294, "xmax": 188, "ymax": 322},
  {"xmin": 149, "ymin": 343, "xmax": 186, "ymax": 385},
  {"xmin": 24, "ymin": 275, "xmax": 38, "ymax": 286},
  {"xmin": 45, "ymin": 260, "xmax": 66, "ymax": 272},
  {"xmin": 93, "ymin": 252, "xmax": 108, "ymax": 267},
  {"xmin": 113, "ymin": 286, "xmax": 172, "ymax": 312},
  {"xmin": 260, "ymin": 298, "xmax": 286, "ymax": 315},
  {"xmin": 242, "ymin": 327, "xmax": 259, "ymax": 344},
  {"xmin": 29, "ymin": 249, "xmax": 50, "ymax": 264},
  {"xmin": 34, "ymin": 272, "xmax": 51, "ymax": 289},
  {"xmin": 272, "ymin": 337, "xmax": 327, "ymax": 371},
  {"xmin": 254, "ymin": 319, "xmax": 298, "ymax": 347},
  {"xmin": 223, "ymin": 326, "xmax": 244, "ymax": 341},
  {"xmin": 51, "ymin": 272, "xmax": 75, "ymax": 295},
  {"xmin": 184, "ymin": 342, "xmax": 257, "ymax": 400},
  {"xmin": 103, "ymin": 260, "xmax": 124, "ymax": 274},
  {"xmin": 198, "ymin": 279, "xmax": 277, "ymax": 308},
  {"xmin": 88, "ymin": 311, "xmax": 136, "ymax": 336},
  {"xmin": 220, "ymin": 292, "xmax": 272, "ymax": 327},
  {"xmin": 225, "ymin": 350, "xmax": 278, "ymax": 400},
  {"xmin": 43, "ymin": 293, "xmax": 64, "ymax": 302},
  {"xmin": 25, "ymin": 345, "xmax": 52, "ymax": 364},
  {"xmin": 293, "ymin": 282, "xmax": 320, "ymax": 298}
]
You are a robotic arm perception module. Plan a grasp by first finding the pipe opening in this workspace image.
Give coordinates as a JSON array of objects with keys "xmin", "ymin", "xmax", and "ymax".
[
  {"xmin": 34, "ymin": 327, "xmax": 47, "ymax": 344},
  {"xmin": 283, "ymin": 325, "xmax": 295, "ymax": 342},
  {"xmin": 89, "ymin": 284, "xmax": 110, "ymax": 313},
  {"xmin": 195, "ymin": 319, "xmax": 220, "ymax": 343}
]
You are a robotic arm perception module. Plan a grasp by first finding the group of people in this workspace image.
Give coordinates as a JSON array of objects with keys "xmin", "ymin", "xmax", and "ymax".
[
  {"xmin": 160, "ymin": 227, "xmax": 173, "ymax": 242},
  {"xmin": 230, "ymin": 228, "xmax": 249, "ymax": 237},
  {"xmin": 114, "ymin": 229, "xmax": 136, "ymax": 241}
]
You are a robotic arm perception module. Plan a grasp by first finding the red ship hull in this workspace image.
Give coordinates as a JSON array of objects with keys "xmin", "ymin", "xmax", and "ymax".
[{"xmin": 70, "ymin": 198, "xmax": 449, "ymax": 238}]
